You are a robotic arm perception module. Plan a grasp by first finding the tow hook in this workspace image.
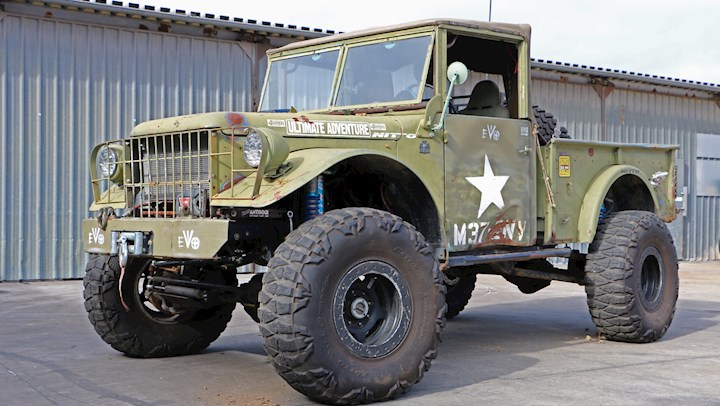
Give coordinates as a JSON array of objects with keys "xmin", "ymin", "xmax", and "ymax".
[
  {"xmin": 110, "ymin": 231, "xmax": 152, "ymax": 312},
  {"xmin": 117, "ymin": 235, "xmax": 131, "ymax": 311},
  {"xmin": 118, "ymin": 264, "xmax": 130, "ymax": 311},
  {"xmin": 118, "ymin": 235, "xmax": 129, "ymax": 267},
  {"xmin": 97, "ymin": 207, "xmax": 113, "ymax": 230},
  {"xmin": 110, "ymin": 231, "xmax": 152, "ymax": 263}
]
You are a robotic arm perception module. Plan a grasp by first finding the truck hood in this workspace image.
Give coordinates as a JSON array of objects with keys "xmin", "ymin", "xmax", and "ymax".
[
  {"xmin": 129, "ymin": 112, "xmax": 242, "ymax": 136},
  {"xmin": 129, "ymin": 111, "xmax": 424, "ymax": 140}
]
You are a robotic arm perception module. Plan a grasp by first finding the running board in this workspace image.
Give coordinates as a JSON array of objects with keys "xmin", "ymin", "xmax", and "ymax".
[{"xmin": 447, "ymin": 247, "xmax": 573, "ymax": 268}]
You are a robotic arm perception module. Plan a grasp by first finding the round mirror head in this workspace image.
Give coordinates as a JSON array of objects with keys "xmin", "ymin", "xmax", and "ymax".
[{"xmin": 447, "ymin": 61, "xmax": 469, "ymax": 85}]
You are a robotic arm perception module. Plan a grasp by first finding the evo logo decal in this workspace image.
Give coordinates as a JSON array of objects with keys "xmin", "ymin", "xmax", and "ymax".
[
  {"xmin": 483, "ymin": 124, "xmax": 501, "ymax": 140},
  {"xmin": 88, "ymin": 227, "xmax": 105, "ymax": 245},
  {"xmin": 178, "ymin": 230, "xmax": 201, "ymax": 250}
]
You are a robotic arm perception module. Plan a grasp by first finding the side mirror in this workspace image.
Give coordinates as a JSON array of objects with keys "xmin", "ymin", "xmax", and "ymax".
[
  {"xmin": 447, "ymin": 61, "xmax": 469, "ymax": 85},
  {"xmin": 431, "ymin": 62, "xmax": 469, "ymax": 132}
]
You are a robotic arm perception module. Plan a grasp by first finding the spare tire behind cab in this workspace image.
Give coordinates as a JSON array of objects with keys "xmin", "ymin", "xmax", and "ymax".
[{"xmin": 533, "ymin": 105, "xmax": 570, "ymax": 145}]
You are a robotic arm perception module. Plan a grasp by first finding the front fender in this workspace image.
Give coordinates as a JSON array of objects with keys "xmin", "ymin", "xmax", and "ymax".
[
  {"xmin": 212, "ymin": 148, "xmax": 400, "ymax": 207},
  {"xmin": 577, "ymin": 165, "xmax": 658, "ymax": 242}
]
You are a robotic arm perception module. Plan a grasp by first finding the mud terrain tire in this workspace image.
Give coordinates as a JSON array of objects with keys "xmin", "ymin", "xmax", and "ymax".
[
  {"xmin": 258, "ymin": 208, "xmax": 446, "ymax": 404},
  {"xmin": 584, "ymin": 211, "xmax": 678, "ymax": 343},
  {"xmin": 445, "ymin": 274, "xmax": 477, "ymax": 319},
  {"xmin": 533, "ymin": 105, "xmax": 569, "ymax": 145},
  {"xmin": 83, "ymin": 254, "xmax": 236, "ymax": 357}
]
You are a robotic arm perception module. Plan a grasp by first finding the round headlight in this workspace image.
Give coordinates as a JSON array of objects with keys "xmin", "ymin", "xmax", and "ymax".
[
  {"xmin": 98, "ymin": 145, "xmax": 118, "ymax": 178},
  {"xmin": 243, "ymin": 130, "xmax": 263, "ymax": 168}
]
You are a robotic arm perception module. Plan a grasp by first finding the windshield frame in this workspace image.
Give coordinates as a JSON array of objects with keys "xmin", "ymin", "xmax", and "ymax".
[
  {"xmin": 259, "ymin": 29, "xmax": 436, "ymax": 113},
  {"xmin": 258, "ymin": 47, "xmax": 342, "ymax": 113}
]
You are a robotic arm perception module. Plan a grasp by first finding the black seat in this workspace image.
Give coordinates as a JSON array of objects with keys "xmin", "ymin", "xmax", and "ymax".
[{"xmin": 459, "ymin": 80, "xmax": 510, "ymax": 118}]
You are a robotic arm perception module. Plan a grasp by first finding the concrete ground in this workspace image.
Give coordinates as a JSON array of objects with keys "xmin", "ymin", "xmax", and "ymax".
[{"xmin": 0, "ymin": 262, "xmax": 718, "ymax": 406}]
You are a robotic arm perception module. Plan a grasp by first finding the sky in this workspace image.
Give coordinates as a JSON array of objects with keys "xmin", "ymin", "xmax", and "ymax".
[{"xmin": 141, "ymin": 0, "xmax": 720, "ymax": 85}]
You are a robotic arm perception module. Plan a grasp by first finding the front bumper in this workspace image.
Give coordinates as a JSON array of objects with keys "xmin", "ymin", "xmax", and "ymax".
[{"xmin": 82, "ymin": 218, "xmax": 231, "ymax": 259}]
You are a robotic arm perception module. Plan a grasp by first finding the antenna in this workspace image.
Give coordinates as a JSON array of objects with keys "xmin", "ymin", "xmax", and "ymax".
[{"xmin": 489, "ymin": 0, "xmax": 493, "ymax": 21}]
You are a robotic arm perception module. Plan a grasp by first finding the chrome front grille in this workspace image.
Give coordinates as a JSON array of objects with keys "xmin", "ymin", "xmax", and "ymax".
[{"xmin": 128, "ymin": 131, "xmax": 211, "ymax": 218}]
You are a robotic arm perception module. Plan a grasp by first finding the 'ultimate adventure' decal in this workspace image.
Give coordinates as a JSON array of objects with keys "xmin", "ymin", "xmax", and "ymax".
[{"xmin": 267, "ymin": 119, "xmax": 414, "ymax": 139}]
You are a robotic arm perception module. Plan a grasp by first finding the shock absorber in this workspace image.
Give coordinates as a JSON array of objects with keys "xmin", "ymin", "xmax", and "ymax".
[{"xmin": 301, "ymin": 175, "xmax": 324, "ymax": 223}]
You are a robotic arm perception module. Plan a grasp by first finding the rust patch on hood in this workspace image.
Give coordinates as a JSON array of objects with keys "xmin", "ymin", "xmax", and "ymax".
[{"xmin": 225, "ymin": 112, "xmax": 248, "ymax": 128}]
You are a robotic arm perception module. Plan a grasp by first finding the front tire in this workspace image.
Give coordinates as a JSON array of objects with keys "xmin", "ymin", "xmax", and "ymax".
[
  {"xmin": 584, "ymin": 211, "xmax": 678, "ymax": 343},
  {"xmin": 83, "ymin": 254, "xmax": 236, "ymax": 357},
  {"xmin": 258, "ymin": 208, "xmax": 446, "ymax": 404}
]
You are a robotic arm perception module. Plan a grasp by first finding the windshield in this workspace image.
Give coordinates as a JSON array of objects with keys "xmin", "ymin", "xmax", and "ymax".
[
  {"xmin": 260, "ymin": 49, "xmax": 340, "ymax": 112},
  {"xmin": 260, "ymin": 34, "xmax": 433, "ymax": 112},
  {"xmin": 336, "ymin": 36, "xmax": 433, "ymax": 106}
]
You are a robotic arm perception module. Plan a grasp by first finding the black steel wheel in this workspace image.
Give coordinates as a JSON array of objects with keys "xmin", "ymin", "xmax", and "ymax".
[
  {"xmin": 334, "ymin": 261, "xmax": 412, "ymax": 357},
  {"xmin": 638, "ymin": 247, "xmax": 665, "ymax": 310},
  {"xmin": 258, "ymin": 208, "xmax": 446, "ymax": 404},
  {"xmin": 584, "ymin": 211, "xmax": 678, "ymax": 343},
  {"xmin": 83, "ymin": 254, "xmax": 236, "ymax": 357}
]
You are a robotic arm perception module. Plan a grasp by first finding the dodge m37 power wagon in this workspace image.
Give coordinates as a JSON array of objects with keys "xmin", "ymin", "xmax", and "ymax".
[{"xmin": 82, "ymin": 19, "xmax": 679, "ymax": 404}]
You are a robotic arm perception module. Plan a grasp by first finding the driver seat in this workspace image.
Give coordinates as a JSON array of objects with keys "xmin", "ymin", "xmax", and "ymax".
[{"xmin": 460, "ymin": 80, "xmax": 510, "ymax": 118}]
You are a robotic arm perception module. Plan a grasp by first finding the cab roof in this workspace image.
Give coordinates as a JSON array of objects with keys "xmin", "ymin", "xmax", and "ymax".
[{"xmin": 267, "ymin": 19, "xmax": 531, "ymax": 56}]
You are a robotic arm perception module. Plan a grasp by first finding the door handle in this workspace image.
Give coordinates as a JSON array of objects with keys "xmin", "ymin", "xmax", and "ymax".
[{"xmin": 518, "ymin": 145, "xmax": 531, "ymax": 155}]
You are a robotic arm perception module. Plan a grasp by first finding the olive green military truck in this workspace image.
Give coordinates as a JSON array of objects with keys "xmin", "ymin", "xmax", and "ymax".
[{"xmin": 82, "ymin": 19, "xmax": 679, "ymax": 404}]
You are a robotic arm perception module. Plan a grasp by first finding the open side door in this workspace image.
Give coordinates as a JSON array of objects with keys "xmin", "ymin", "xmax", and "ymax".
[{"xmin": 444, "ymin": 115, "xmax": 535, "ymax": 251}]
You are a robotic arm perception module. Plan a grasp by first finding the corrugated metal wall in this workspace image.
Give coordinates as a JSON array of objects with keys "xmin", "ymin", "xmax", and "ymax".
[
  {"xmin": 532, "ymin": 75, "xmax": 720, "ymax": 260},
  {"xmin": 0, "ymin": 12, "xmax": 254, "ymax": 280},
  {"xmin": 1, "ymin": 10, "xmax": 718, "ymax": 281},
  {"xmin": 532, "ymin": 77, "xmax": 602, "ymax": 139}
]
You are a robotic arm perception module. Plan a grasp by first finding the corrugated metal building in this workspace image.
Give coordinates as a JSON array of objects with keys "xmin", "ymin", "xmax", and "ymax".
[
  {"xmin": 0, "ymin": 0, "xmax": 331, "ymax": 280},
  {"xmin": 1, "ymin": 0, "xmax": 718, "ymax": 281},
  {"xmin": 531, "ymin": 62, "xmax": 720, "ymax": 261}
]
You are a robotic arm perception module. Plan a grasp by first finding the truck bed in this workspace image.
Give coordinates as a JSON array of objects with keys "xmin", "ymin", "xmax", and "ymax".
[{"xmin": 538, "ymin": 138, "xmax": 678, "ymax": 244}]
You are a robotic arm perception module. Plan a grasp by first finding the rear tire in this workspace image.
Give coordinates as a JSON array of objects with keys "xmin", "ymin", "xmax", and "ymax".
[
  {"xmin": 584, "ymin": 211, "xmax": 678, "ymax": 343},
  {"xmin": 258, "ymin": 208, "xmax": 446, "ymax": 404},
  {"xmin": 444, "ymin": 274, "xmax": 477, "ymax": 319},
  {"xmin": 239, "ymin": 274, "xmax": 263, "ymax": 323},
  {"xmin": 83, "ymin": 254, "xmax": 236, "ymax": 357}
]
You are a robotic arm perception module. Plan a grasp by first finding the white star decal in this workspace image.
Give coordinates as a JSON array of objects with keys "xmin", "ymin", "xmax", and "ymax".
[{"xmin": 466, "ymin": 155, "xmax": 510, "ymax": 219}]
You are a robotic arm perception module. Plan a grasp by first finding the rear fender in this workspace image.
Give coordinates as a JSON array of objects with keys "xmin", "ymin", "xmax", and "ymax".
[{"xmin": 578, "ymin": 165, "xmax": 658, "ymax": 242}]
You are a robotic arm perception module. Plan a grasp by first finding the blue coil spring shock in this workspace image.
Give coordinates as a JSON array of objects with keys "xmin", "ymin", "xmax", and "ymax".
[
  {"xmin": 598, "ymin": 202, "xmax": 607, "ymax": 222},
  {"xmin": 301, "ymin": 176, "xmax": 324, "ymax": 222}
]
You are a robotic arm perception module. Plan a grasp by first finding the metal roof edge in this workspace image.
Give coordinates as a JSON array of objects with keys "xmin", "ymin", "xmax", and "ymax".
[
  {"xmin": 532, "ymin": 59, "xmax": 720, "ymax": 94},
  {"xmin": 11, "ymin": 0, "xmax": 336, "ymax": 39},
  {"xmin": 5, "ymin": 1, "xmax": 716, "ymax": 93},
  {"xmin": 269, "ymin": 18, "xmax": 531, "ymax": 55}
]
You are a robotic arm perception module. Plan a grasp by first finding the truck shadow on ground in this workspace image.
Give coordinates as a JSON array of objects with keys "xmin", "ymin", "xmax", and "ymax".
[
  {"xmin": 403, "ymin": 293, "xmax": 720, "ymax": 399},
  {"xmin": 209, "ymin": 291, "xmax": 719, "ymax": 402}
]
